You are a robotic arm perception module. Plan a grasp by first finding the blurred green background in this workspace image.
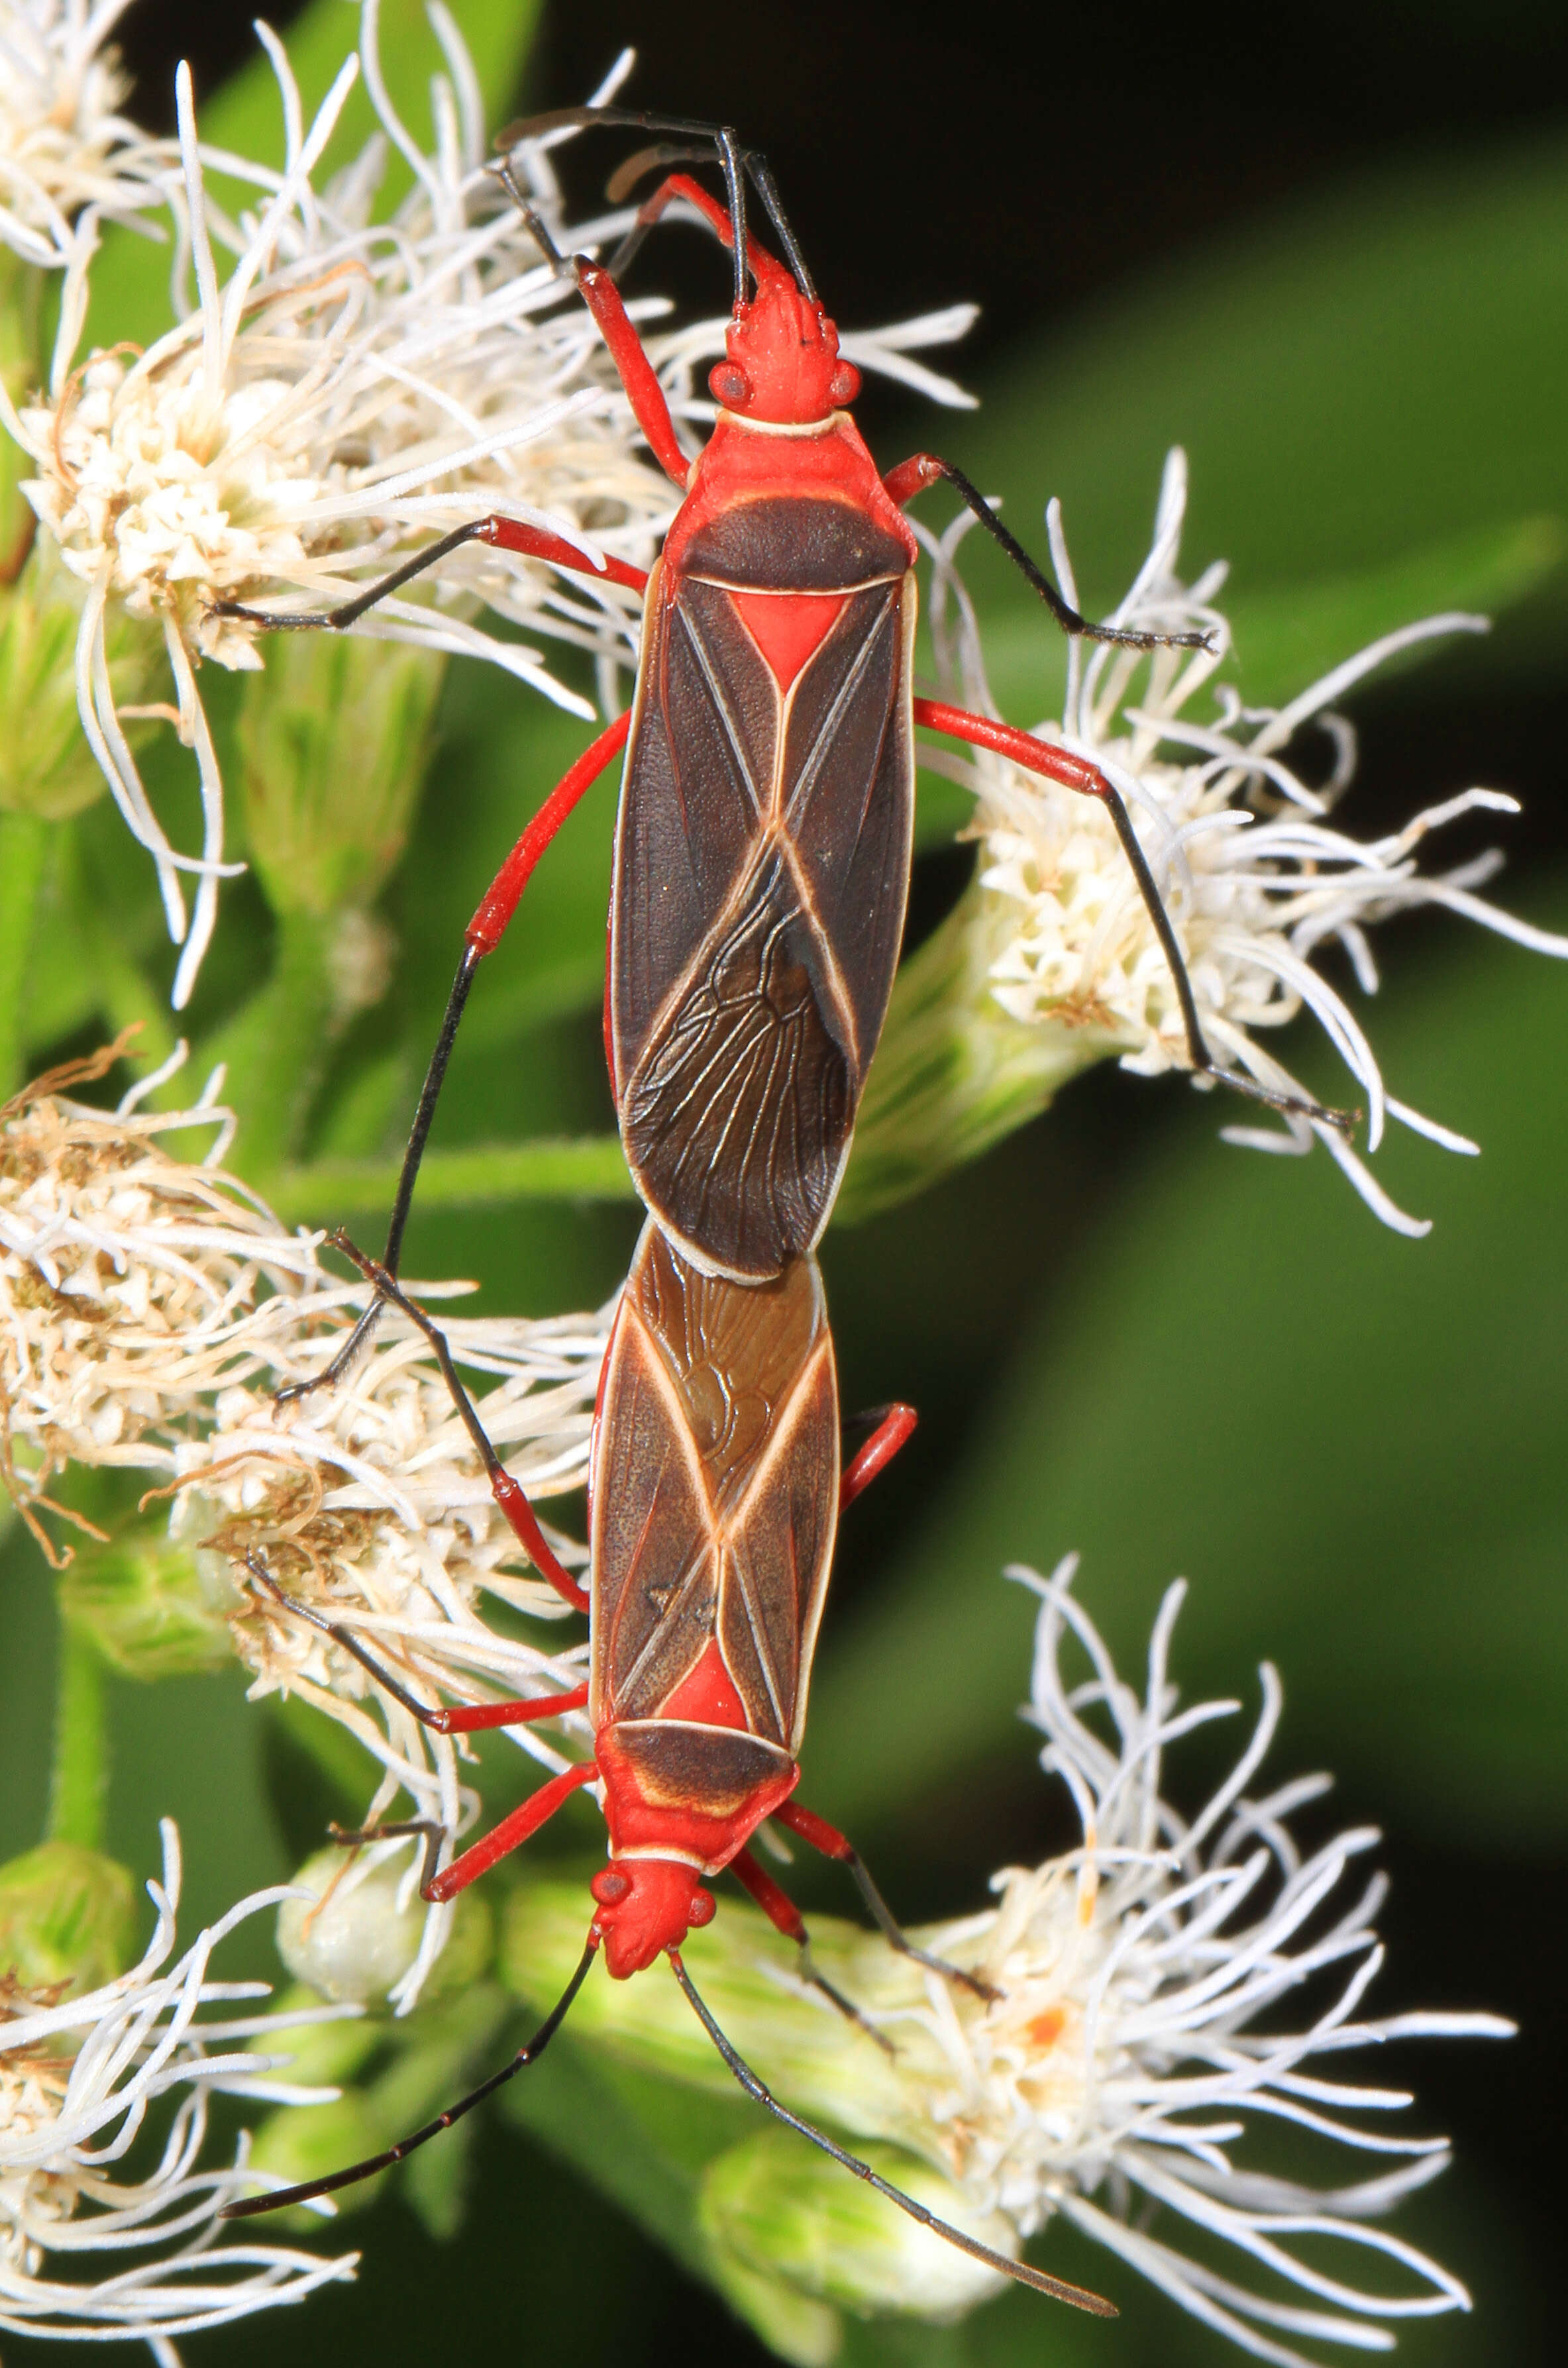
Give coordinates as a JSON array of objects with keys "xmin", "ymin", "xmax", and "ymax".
[{"xmin": 2, "ymin": 1, "xmax": 1565, "ymax": 2363}]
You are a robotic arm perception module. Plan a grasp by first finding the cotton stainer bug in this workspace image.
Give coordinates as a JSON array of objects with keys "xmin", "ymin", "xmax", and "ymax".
[
  {"xmin": 227, "ymin": 1222, "xmax": 1116, "ymax": 2318},
  {"xmin": 214, "ymin": 113, "xmax": 1348, "ymax": 1380}
]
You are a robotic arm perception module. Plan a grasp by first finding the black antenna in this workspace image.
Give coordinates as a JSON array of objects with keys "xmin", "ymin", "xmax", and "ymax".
[
  {"xmin": 496, "ymin": 105, "xmax": 816, "ymax": 305},
  {"xmin": 668, "ymin": 1950, "xmax": 1118, "ymax": 2318},
  {"xmin": 221, "ymin": 1935, "xmax": 601, "ymax": 2219}
]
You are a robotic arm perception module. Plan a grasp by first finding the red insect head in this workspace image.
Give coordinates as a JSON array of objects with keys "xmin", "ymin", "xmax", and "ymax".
[
  {"xmin": 708, "ymin": 273, "xmax": 861, "ymax": 424},
  {"xmin": 590, "ymin": 1858, "xmax": 716, "ymax": 1978}
]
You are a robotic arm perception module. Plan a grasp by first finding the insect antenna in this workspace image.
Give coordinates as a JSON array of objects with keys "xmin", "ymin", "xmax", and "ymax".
[
  {"xmin": 666, "ymin": 1950, "xmax": 1118, "ymax": 2317},
  {"xmin": 221, "ymin": 1933, "xmax": 601, "ymax": 2220},
  {"xmin": 496, "ymin": 105, "xmax": 815, "ymax": 304}
]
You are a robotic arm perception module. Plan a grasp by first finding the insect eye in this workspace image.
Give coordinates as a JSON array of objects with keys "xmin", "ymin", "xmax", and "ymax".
[
  {"xmin": 708, "ymin": 361, "xmax": 751, "ymax": 407},
  {"xmin": 827, "ymin": 362, "xmax": 861, "ymax": 405},
  {"xmin": 687, "ymin": 1886, "xmax": 716, "ymax": 1928},
  {"xmin": 590, "ymin": 1867, "xmax": 631, "ymax": 1904}
]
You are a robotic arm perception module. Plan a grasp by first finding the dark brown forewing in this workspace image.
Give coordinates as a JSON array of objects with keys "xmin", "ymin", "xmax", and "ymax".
[
  {"xmin": 611, "ymin": 573, "xmax": 776, "ymax": 1090},
  {"xmin": 631, "ymin": 1230, "xmax": 825, "ymax": 1511},
  {"xmin": 620, "ymin": 844, "xmax": 854, "ymax": 1280},
  {"xmin": 719, "ymin": 1334, "xmax": 839, "ymax": 1752},
  {"xmin": 590, "ymin": 1297, "xmax": 718, "ymax": 1725},
  {"xmin": 781, "ymin": 580, "xmax": 915, "ymax": 1080}
]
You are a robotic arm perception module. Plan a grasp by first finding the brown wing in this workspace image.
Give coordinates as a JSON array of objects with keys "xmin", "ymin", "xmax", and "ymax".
[
  {"xmin": 590, "ymin": 1223, "xmax": 838, "ymax": 1753},
  {"xmin": 610, "ymin": 538, "xmax": 915, "ymax": 1282}
]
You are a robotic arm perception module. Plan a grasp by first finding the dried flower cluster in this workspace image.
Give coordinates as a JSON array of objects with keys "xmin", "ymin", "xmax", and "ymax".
[
  {"xmin": 1, "ymin": 1044, "xmax": 609, "ymax": 2002},
  {"xmin": 1, "ymin": 1821, "xmax": 356, "ymax": 2359},
  {"xmin": 909, "ymin": 450, "xmax": 1568, "ymax": 1231}
]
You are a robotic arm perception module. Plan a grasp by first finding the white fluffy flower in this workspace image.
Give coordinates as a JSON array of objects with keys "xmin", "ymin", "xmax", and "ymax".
[
  {"xmin": 506, "ymin": 1563, "xmax": 1508, "ymax": 2360},
  {"xmin": 0, "ymin": 1, "xmax": 164, "ymax": 268},
  {"xmin": 866, "ymin": 1560, "xmax": 1511, "ymax": 2362},
  {"xmin": 1, "ymin": 1039, "xmax": 608, "ymax": 2007},
  {"xmin": 919, "ymin": 447, "xmax": 1568, "ymax": 1233},
  {"xmin": 0, "ymin": 1820, "xmax": 355, "ymax": 2361}
]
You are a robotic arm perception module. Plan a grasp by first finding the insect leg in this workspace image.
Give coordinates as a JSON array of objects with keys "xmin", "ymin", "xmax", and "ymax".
[
  {"xmin": 668, "ymin": 1952, "xmax": 1115, "ymax": 2316},
  {"xmin": 840, "ymin": 1403, "xmax": 918, "ymax": 1514},
  {"xmin": 325, "ymin": 1818, "xmax": 448, "ymax": 1898},
  {"xmin": 242, "ymin": 1553, "xmax": 589, "ymax": 1729},
  {"xmin": 914, "ymin": 697, "xmax": 1358, "ymax": 1135},
  {"xmin": 773, "ymin": 1800, "xmax": 1000, "ymax": 2003},
  {"xmin": 327, "ymin": 1237, "xmax": 592, "ymax": 1616},
  {"xmin": 221, "ymin": 1930, "xmax": 601, "ymax": 2219},
  {"xmin": 730, "ymin": 1847, "xmax": 894, "ymax": 2056},
  {"xmin": 210, "ymin": 515, "xmax": 647, "ymax": 633},
  {"xmin": 496, "ymin": 170, "xmax": 693, "ymax": 487},
  {"xmin": 423, "ymin": 1761, "xmax": 598, "ymax": 1904},
  {"xmin": 279, "ymin": 713, "xmax": 631, "ymax": 1404},
  {"xmin": 884, "ymin": 452, "xmax": 1211, "ymax": 654}
]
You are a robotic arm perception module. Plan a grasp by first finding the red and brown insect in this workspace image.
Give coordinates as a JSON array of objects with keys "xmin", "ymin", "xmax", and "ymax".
[
  {"xmin": 218, "ymin": 111, "xmax": 1343, "ymax": 1383},
  {"xmin": 230, "ymin": 1227, "xmax": 1114, "ymax": 2318}
]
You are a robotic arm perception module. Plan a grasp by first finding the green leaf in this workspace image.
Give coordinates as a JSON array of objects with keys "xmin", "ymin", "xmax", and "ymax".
[
  {"xmin": 935, "ymin": 138, "xmax": 1568, "ymax": 671},
  {"xmin": 808, "ymin": 891, "xmax": 1568, "ymax": 1847}
]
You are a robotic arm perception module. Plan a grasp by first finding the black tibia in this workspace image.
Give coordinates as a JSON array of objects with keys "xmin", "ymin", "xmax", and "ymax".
[
  {"xmin": 921, "ymin": 456, "xmax": 1214, "ymax": 654},
  {"xmin": 327, "ymin": 1234, "xmax": 512, "ymax": 1496},
  {"xmin": 800, "ymin": 1946, "xmax": 896, "ymax": 2057},
  {"xmin": 273, "ymin": 947, "xmax": 480, "ymax": 1406},
  {"xmin": 209, "ymin": 519, "xmax": 499, "ymax": 635},
  {"xmin": 840, "ymin": 1843, "xmax": 1001, "ymax": 2005},
  {"xmin": 327, "ymin": 1817, "xmax": 446, "ymax": 1896},
  {"xmin": 221, "ymin": 1935, "xmax": 601, "ymax": 2218},
  {"xmin": 1094, "ymin": 778, "xmax": 1356, "ymax": 1135},
  {"xmin": 242, "ymin": 1553, "xmax": 437, "ymax": 1721}
]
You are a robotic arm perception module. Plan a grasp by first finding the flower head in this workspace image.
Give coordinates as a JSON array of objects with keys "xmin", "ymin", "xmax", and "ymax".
[
  {"xmin": 0, "ymin": 1819, "xmax": 356, "ymax": 2359},
  {"xmin": 862, "ymin": 1557, "xmax": 1512, "ymax": 2360},
  {"xmin": 1, "ymin": 1037, "xmax": 609, "ymax": 2008},
  {"xmin": 507, "ymin": 1561, "xmax": 1508, "ymax": 2363},
  {"xmin": 0, "ymin": 1, "xmax": 165, "ymax": 269},
  {"xmin": 851, "ymin": 448, "xmax": 1568, "ymax": 1234}
]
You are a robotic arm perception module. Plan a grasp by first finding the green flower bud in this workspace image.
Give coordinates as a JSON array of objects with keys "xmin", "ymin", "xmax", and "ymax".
[
  {"xmin": 244, "ymin": 1973, "xmax": 507, "ymax": 2228},
  {"xmin": 0, "ymin": 247, "xmax": 43, "ymax": 578},
  {"xmin": 278, "ymin": 1847, "xmax": 494, "ymax": 2006},
  {"xmin": 704, "ymin": 2242, "xmax": 842, "ymax": 2368},
  {"xmin": 236, "ymin": 635, "xmax": 444, "ymax": 917},
  {"xmin": 701, "ymin": 2130, "xmax": 1015, "ymax": 2324},
  {"xmin": 837, "ymin": 888, "xmax": 1122, "ymax": 1227},
  {"xmin": 0, "ymin": 1837, "xmax": 136, "ymax": 1992},
  {"xmin": 58, "ymin": 1516, "xmax": 237, "ymax": 1680}
]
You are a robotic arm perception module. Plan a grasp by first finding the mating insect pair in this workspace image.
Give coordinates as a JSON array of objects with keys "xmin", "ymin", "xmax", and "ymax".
[
  {"xmin": 222, "ymin": 98, "xmax": 1343, "ymax": 2314},
  {"xmin": 234, "ymin": 1215, "xmax": 1114, "ymax": 2313}
]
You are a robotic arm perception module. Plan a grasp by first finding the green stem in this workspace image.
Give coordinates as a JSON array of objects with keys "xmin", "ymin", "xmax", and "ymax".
[
  {"xmin": 199, "ymin": 906, "xmax": 342, "ymax": 1166},
  {"xmin": 48, "ymin": 1620, "xmax": 109, "ymax": 1851},
  {"xmin": 266, "ymin": 1135, "xmax": 636, "ymax": 1221},
  {"xmin": 0, "ymin": 809, "xmax": 49, "ymax": 1098}
]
